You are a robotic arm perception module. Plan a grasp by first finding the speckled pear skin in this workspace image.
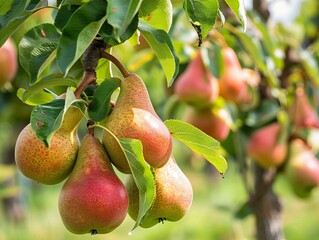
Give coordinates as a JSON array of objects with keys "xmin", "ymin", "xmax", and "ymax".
[
  {"xmin": 58, "ymin": 134, "xmax": 128, "ymax": 234},
  {"xmin": 102, "ymin": 73, "xmax": 172, "ymax": 173},
  {"xmin": 126, "ymin": 156, "xmax": 193, "ymax": 228},
  {"xmin": 14, "ymin": 106, "xmax": 83, "ymax": 185}
]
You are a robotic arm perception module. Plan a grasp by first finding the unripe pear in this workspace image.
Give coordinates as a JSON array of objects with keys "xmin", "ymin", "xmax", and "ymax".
[
  {"xmin": 0, "ymin": 38, "xmax": 17, "ymax": 86},
  {"xmin": 183, "ymin": 107, "xmax": 230, "ymax": 141},
  {"xmin": 174, "ymin": 52, "xmax": 219, "ymax": 108},
  {"xmin": 219, "ymin": 47, "xmax": 247, "ymax": 103},
  {"xmin": 285, "ymin": 139, "xmax": 319, "ymax": 198},
  {"xmin": 15, "ymin": 105, "xmax": 83, "ymax": 184},
  {"xmin": 247, "ymin": 123, "xmax": 287, "ymax": 168},
  {"xmin": 290, "ymin": 86, "xmax": 319, "ymax": 129},
  {"xmin": 102, "ymin": 73, "xmax": 172, "ymax": 173},
  {"xmin": 59, "ymin": 134, "xmax": 128, "ymax": 234},
  {"xmin": 126, "ymin": 156, "xmax": 193, "ymax": 228}
]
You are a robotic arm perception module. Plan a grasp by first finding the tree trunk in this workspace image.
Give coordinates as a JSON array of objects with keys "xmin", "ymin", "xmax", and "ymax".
[{"xmin": 252, "ymin": 164, "xmax": 285, "ymax": 240}]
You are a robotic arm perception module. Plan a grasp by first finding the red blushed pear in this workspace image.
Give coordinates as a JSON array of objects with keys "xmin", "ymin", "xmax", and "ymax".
[
  {"xmin": 219, "ymin": 47, "xmax": 247, "ymax": 103},
  {"xmin": 59, "ymin": 134, "xmax": 128, "ymax": 234},
  {"xmin": 290, "ymin": 86, "xmax": 319, "ymax": 129},
  {"xmin": 286, "ymin": 139, "xmax": 319, "ymax": 198},
  {"xmin": 102, "ymin": 74, "xmax": 172, "ymax": 173},
  {"xmin": 174, "ymin": 52, "xmax": 219, "ymax": 108},
  {"xmin": 183, "ymin": 106, "xmax": 231, "ymax": 141},
  {"xmin": 247, "ymin": 123, "xmax": 288, "ymax": 168},
  {"xmin": 0, "ymin": 38, "xmax": 17, "ymax": 86}
]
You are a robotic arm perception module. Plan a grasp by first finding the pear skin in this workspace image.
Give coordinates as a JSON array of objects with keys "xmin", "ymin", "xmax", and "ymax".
[
  {"xmin": 247, "ymin": 123, "xmax": 287, "ymax": 168},
  {"xmin": 183, "ymin": 107, "xmax": 230, "ymax": 141},
  {"xmin": 286, "ymin": 139, "xmax": 319, "ymax": 198},
  {"xmin": 102, "ymin": 74, "xmax": 172, "ymax": 173},
  {"xmin": 58, "ymin": 134, "xmax": 128, "ymax": 234},
  {"xmin": 126, "ymin": 156, "xmax": 193, "ymax": 228},
  {"xmin": 15, "ymin": 106, "xmax": 83, "ymax": 184},
  {"xmin": 174, "ymin": 52, "xmax": 219, "ymax": 108},
  {"xmin": 290, "ymin": 87, "xmax": 319, "ymax": 129},
  {"xmin": 0, "ymin": 38, "xmax": 17, "ymax": 86}
]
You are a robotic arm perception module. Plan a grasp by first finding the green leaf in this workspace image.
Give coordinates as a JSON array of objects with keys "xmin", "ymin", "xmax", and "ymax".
[
  {"xmin": 119, "ymin": 138, "xmax": 156, "ymax": 230},
  {"xmin": 30, "ymin": 88, "xmax": 85, "ymax": 146},
  {"xmin": 95, "ymin": 125, "xmax": 156, "ymax": 231},
  {"xmin": 106, "ymin": 0, "xmax": 142, "ymax": 40},
  {"xmin": 99, "ymin": 13, "xmax": 138, "ymax": 47},
  {"xmin": 19, "ymin": 23, "xmax": 61, "ymax": 83},
  {"xmin": 224, "ymin": 0, "xmax": 247, "ymax": 30},
  {"xmin": 56, "ymin": 0, "xmax": 107, "ymax": 74},
  {"xmin": 17, "ymin": 88, "xmax": 56, "ymax": 106},
  {"xmin": 31, "ymin": 98, "xmax": 65, "ymax": 147},
  {"xmin": 165, "ymin": 119, "xmax": 227, "ymax": 175},
  {"xmin": 0, "ymin": 0, "xmax": 13, "ymax": 15},
  {"xmin": 183, "ymin": 0, "xmax": 219, "ymax": 46},
  {"xmin": 138, "ymin": 20, "xmax": 179, "ymax": 87},
  {"xmin": 299, "ymin": 50, "xmax": 319, "ymax": 86},
  {"xmin": 139, "ymin": 0, "xmax": 172, "ymax": 32},
  {"xmin": 18, "ymin": 73, "xmax": 78, "ymax": 103},
  {"xmin": 88, "ymin": 77, "xmax": 121, "ymax": 122},
  {"xmin": 54, "ymin": 4, "xmax": 80, "ymax": 31}
]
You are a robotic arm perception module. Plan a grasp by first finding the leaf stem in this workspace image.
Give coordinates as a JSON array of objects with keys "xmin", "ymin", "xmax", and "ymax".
[{"xmin": 101, "ymin": 51, "xmax": 130, "ymax": 78}]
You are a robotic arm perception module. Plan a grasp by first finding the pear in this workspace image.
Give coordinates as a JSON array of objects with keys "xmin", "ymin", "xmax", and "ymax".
[
  {"xmin": 174, "ymin": 52, "xmax": 219, "ymax": 108},
  {"xmin": 58, "ymin": 134, "xmax": 128, "ymax": 234},
  {"xmin": 183, "ymin": 106, "xmax": 230, "ymax": 141},
  {"xmin": 0, "ymin": 38, "xmax": 17, "ymax": 86},
  {"xmin": 126, "ymin": 156, "xmax": 193, "ymax": 228},
  {"xmin": 219, "ymin": 47, "xmax": 247, "ymax": 103},
  {"xmin": 290, "ymin": 86, "xmax": 319, "ymax": 129},
  {"xmin": 247, "ymin": 123, "xmax": 288, "ymax": 168},
  {"xmin": 285, "ymin": 139, "xmax": 319, "ymax": 198},
  {"xmin": 15, "ymin": 105, "xmax": 83, "ymax": 184},
  {"xmin": 102, "ymin": 73, "xmax": 172, "ymax": 173}
]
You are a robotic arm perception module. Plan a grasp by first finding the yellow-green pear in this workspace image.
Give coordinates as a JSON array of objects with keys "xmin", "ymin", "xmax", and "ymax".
[
  {"xmin": 102, "ymin": 73, "xmax": 172, "ymax": 173},
  {"xmin": 58, "ymin": 134, "xmax": 128, "ymax": 234},
  {"xmin": 15, "ymin": 105, "xmax": 83, "ymax": 185},
  {"xmin": 126, "ymin": 156, "xmax": 193, "ymax": 228}
]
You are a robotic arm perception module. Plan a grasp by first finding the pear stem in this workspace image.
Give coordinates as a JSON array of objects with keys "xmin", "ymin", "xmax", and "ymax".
[
  {"xmin": 101, "ymin": 51, "xmax": 130, "ymax": 78},
  {"xmin": 87, "ymin": 120, "xmax": 95, "ymax": 136}
]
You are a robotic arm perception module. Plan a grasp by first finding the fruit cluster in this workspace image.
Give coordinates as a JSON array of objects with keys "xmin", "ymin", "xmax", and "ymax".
[
  {"xmin": 247, "ymin": 85, "xmax": 319, "ymax": 198},
  {"xmin": 174, "ymin": 45, "xmax": 259, "ymax": 142},
  {"xmin": 14, "ymin": 71, "xmax": 193, "ymax": 234}
]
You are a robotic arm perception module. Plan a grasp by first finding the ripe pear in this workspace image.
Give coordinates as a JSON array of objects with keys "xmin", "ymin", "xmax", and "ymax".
[
  {"xmin": 219, "ymin": 47, "xmax": 247, "ymax": 103},
  {"xmin": 174, "ymin": 52, "xmax": 219, "ymax": 108},
  {"xmin": 126, "ymin": 156, "xmax": 193, "ymax": 228},
  {"xmin": 247, "ymin": 123, "xmax": 287, "ymax": 168},
  {"xmin": 15, "ymin": 105, "xmax": 83, "ymax": 184},
  {"xmin": 290, "ymin": 86, "xmax": 319, "ymax": 129},
  {"xmin": 58, "ymin": 134, "xmax": 128, "ymax": 234},
  {"xmin": 102, "ymin": 73, "xmax": 172, "ymax": 173},
  {"xmin": 183, "ymin": 106, "xmax": 230, "ymax": 141},
  {"xmin": 0, "ymin": 38, "xmax": 17, "ymax": 86},
  {"xmin": 285, "ymin": 139, "xmax": 319, "ymax": 198}
]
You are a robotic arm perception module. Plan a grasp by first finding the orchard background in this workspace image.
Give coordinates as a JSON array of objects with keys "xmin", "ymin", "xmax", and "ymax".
[{"xmin": 1, "ymin": 0, "xmax": 319, "ymax": 239}]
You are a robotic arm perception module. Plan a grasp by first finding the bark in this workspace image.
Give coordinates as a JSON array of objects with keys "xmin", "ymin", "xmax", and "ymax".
[{"xmin": 252, "ymin": 164, "xmax": 284, "ymax": 240}]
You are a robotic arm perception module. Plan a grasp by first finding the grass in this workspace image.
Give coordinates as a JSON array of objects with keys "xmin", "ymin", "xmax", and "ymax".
[{"xmin": 1, "ymin": 162, "xmax": 319, "ymax": 240}]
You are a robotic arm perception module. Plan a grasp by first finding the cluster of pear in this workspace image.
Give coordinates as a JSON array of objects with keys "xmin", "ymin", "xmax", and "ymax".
[
  {"xmin": 14, "ymin": 73, "xmax": 193, "ymax": 234},
  {"xmin": 174, "ymin": 46, "xmax": 259, "ymax": 141},
  {"xmin": 0, "ymin": 38, "xmax": 18, "ymax": 87},
  {"xmin": 247, "ymin": 85, "xmax": 319, "ymax": 198}
]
